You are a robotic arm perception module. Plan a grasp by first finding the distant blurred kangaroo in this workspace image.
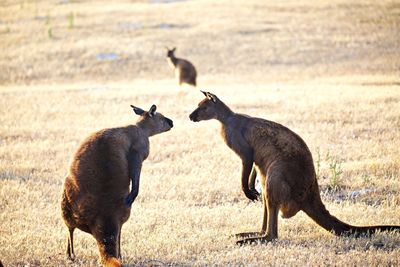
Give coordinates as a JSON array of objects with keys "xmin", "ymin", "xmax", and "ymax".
[
  {"xmin": 189, "ymin": 91, "xmax": 400, "ymax": 245},
  {"xmin": 61, "ymin": 105, "xmax": 173, "ymax": 266},
  {"xmin": 166, "ymin": 47, "xmax": 197, "ymax": 87}
]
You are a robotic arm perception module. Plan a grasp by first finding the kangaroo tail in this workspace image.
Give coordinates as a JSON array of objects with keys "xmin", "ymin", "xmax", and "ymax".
[
  {"xmin": 102, "ymin": 256, "xmax": 121, "ymax": 267},
  {"xmin": 98, "ymin": 246, "xmax": 121, "ymax": 267},
  {"xmin": 302, "ymin": 193, "xmax": 400, "ymax": 236},
  {"xmin": 94, "ymin": 220, "xmax": 122, "ymax": 267}
]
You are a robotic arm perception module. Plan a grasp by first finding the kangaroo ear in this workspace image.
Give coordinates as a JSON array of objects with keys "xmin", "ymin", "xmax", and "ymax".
[
  {"xmin": 200, "ymin": 90, "xmax": 217, "ymax": 103},
  {"xmin": 149, "ymin": 104, "xmax": 157, "ymax": 117},
  {"xmin": 206, "ymin": 92, "xmax": 217, "ymax": 103},
  {"xmin": 172, "ymin": 47, "xmax": 176, "ymax": 52},
  {"xmin": 131, "ymin": 105, "xmax": 145, "ymax": 115}
]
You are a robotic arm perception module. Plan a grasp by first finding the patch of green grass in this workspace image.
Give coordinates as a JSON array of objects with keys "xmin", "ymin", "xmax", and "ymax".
[
  {"xmin": 68, "ymin": 12, "xmax": 74, "ymax": 29},
  {"xmin": 1, "ymin": 27, "xmax": 11, "ymax": 34},
  {"xmin": 45, "ymin": 13, "xmax": 50, "ymax": 25},
  {"xmin": 316, "ymin": 149, "xmax": 344, "ymax": 191},
  {"xmin": 316, "ymin": 147, "xmax": 322, "ymax": 180},
  {"xmin": 361, "ymin": 174, "xmax": 371, "ymax": 185},
  {"xmin": 326, "ymin": 152, "xmax": 344, "ymax": 192},
  {"xmin": 48, "ymin": 27, "xmax": 53, "ymax": 39}
]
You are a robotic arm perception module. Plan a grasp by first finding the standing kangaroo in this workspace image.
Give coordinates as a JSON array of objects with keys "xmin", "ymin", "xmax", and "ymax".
[
  {"xmin": 166, "ymin": 47, "xmax": 197, "ymax": 87},
  {"xmin": 189, "ymin": 91, "xmax": 400, "ymax": 245},
  {"xmin": 61, "ymin": 105, "xmax": 173, "ymax": 266}
]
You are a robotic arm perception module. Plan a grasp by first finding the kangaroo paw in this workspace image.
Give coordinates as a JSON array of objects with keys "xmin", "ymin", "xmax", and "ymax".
[
  {"xmin": 252, "ymin": 189, "xmax": 261, "ymax": 197},
  {"xmin": 245, "ymin": 190, "xmax": 260, "ymax": 202},
  {"xmin": 124, "ymin": 194, "xmax": 135, "ymax": 207}
]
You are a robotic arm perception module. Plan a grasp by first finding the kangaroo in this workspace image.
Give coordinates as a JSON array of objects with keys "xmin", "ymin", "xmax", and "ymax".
[
  {"xmin": 189, "ymin": 91, "xmax": 400, "ymax": 245},
  {"xmin": 61, "ymin": 105, "xmax": 173, "ymax": 266},
  {"xmin": 166, "ymin": 47, "xmax": 197, "ymax": 87}
]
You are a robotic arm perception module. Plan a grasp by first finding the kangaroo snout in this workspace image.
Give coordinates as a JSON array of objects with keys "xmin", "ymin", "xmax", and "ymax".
[
  {"xmin": 189, "ymin": 112, "xmax": 198, "ymax": 122},
  {"xmin": 166, "ymin": 118, "xmax": 174, "ymax": 128}
]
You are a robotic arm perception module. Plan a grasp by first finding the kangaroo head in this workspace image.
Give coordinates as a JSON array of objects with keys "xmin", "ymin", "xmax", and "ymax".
[
  {"xmin": 166, "ymin": 47, "xmax": 176, "ymax": 58},
  {"xmin": 189, "ymin": 91, "xmax": 220, "ymax": 122},
  {"xmin": 131, "ymin": 104, "xmax": 173, "ymax": 136}
]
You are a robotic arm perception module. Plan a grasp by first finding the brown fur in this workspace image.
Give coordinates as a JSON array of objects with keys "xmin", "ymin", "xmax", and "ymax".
[
  {"xmin": 166, "ymin": 47, "xmax": 197, "ymax": 87},
  {"xmin": 189, "ymin": 91, "xmax": 400, "ymax": 245},
  {"xmin": 61, "ymin": 105, "xmax": 173, "ymax": 265}
]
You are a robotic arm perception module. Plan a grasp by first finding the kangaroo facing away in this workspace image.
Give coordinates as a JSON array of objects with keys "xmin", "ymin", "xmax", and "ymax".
[
  {"xmin": 189, "ymin": 91, "xmax": 400, "ymax": 245},
  {"xmin": 166, "ymin": 47, "xmax": 197, "ymax": 87},
  {"xmin": 61, "ymin": 105, "xmax": 173, "ymax": 266}
]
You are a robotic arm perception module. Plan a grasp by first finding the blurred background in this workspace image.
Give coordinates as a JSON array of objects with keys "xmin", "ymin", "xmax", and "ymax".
[{"xmin": 1, "ymin": 0, "xmax": 399, "ymax": 85}]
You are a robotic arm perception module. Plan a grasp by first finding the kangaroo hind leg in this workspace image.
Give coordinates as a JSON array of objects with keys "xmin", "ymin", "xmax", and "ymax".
[
  {"xmin": 235, "ymin": 191, "xmax": 268, "ymax": 239},
  {"xmin": 67, "ymin": 227, "xmax": 75, "ymax": 260},
  {"xmin": 236, "ymin": 170, "xmax": 289, "ymax": 245},
  {"xmin": 236, "ymin": 200, "xmax": 279, "ymax": 245},
  {"xmin": 236, "ymin": 199, "xmax": 279, "ymax": 245}
]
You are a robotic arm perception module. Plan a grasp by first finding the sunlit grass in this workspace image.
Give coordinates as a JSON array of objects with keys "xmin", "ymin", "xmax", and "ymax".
[{"xmin": 1, "ymin": 81, "xmax": 399, "ymax": 266}]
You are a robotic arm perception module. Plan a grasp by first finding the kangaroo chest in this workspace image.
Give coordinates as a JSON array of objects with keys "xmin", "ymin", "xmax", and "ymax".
[
  {"xmin": 134, "ymin": 140, "xmax": 149, "ymax": 160},
  {"xmin": 128, "ymin": 133, "xmax": 150, "ymax": 162},
  {"xmin": 221, "ymin": 126, "xmax": 248, "ymax": 157},
  {"xmin": 167, "ymin": 57, "xmax": 177, "ymax": 69}
]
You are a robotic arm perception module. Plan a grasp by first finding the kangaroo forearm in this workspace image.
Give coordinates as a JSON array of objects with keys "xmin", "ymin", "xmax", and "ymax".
[
  {"xmin": 241, "ymin": 160, "xmax": 257, "ymax": 200},
  {"xmin": 129, "ymin": 172, "xmax": 140, "ymax": 198},
  {"xmin": 248, "ymin": 166, "xmax": 257, "ymax": 191},
  {"xmin": 127, "ymin": 152, "xmax": 143, "ymax": 199},
  {"xmin": 125, "ymin": 165, "xmax": 142, "ymax": 206}
]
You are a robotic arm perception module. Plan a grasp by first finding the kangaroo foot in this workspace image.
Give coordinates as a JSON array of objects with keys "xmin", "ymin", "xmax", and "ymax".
[
  {"xmin": 67, "ymin": 253, "xmax": 75, "ymax": 261},
  {"xmin": 235, "ymin": 231, "xmax": 265, "ymax": 238},
  {"xmin": 66, "ymin": 247, "xmax": 75, "ymax": 261},
  {"xmin": 236, "ymin": 235, "xmax": 274, "ymax": 246}
]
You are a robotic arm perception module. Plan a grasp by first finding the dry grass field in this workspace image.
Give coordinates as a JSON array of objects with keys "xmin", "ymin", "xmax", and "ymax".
[{"xmin": 1, "ymin": 0, "xmax": 400, "ymax": 266}]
